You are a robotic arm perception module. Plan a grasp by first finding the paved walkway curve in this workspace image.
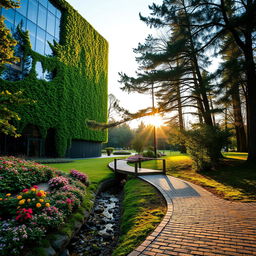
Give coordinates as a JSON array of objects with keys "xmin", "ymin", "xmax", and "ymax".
[{"xmin": 109, "ymin": 161, "xmax": 256, "ymax": 256}]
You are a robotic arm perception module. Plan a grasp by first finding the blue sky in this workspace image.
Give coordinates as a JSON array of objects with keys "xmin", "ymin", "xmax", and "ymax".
[{"xmin": 66, "ymin": 0, "xmax": 163, "ymax": 127}]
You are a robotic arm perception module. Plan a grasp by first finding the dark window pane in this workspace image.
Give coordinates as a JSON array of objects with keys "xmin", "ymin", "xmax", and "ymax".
[
  {"xmin": 38, "ymin": 4, "xmax": 47, "ymax": 29},
  {"xmin": 48, "ymin": 2, "xmax": 56, "ymax": 15},
  {"xmin": 55, "ymin": 17, "xmax": 60, "ymax": 39},
  {"xmin": 46, "ymin": 11, "xmax": 55, "ymax": 35},
  {"xmin": 16, "ymin": 0, "xmax": 28, "ymax": 16},
  {"xmin": 27, "ymin": 0, "xmax": 38, "ymax": 23},
  {"xmin": 45, "ymin": 33, "xmax": 54, "ymax": 55},
  {"xmin": 40, "ymin": 0, "xmax": 48, "ymax": 8},
  {"xmin": 15, "ymin": 12, "xmax": 26, "ymax": 30},
  {"xmin": 56, "ymin": 9, "xmax": 61, "ymax": 19},
  {"xmin": 2, "ymin": 8, "xmax": 15, "ymax": 23}
]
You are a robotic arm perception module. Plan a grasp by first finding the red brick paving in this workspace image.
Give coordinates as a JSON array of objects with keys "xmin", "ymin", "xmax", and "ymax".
[{"xmin": 109, "ymin": 161, "xmax": 256, "ymax": 256}]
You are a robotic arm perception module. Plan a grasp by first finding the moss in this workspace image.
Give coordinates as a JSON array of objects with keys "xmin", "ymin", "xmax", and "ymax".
[{"xmin": 0, "ymin": 0, "xmax": 108, "ymax": 157}]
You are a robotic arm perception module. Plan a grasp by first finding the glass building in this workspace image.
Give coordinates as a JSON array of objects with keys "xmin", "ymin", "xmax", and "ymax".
[{"xmin": 0, "ymin": 0, "xmax": 61, "ymax": 56}]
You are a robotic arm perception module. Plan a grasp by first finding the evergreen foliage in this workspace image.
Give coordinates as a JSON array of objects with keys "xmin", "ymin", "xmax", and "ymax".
[{"xmin": 0, "ymin": 0, "xmax": 108, "ymax": 156}]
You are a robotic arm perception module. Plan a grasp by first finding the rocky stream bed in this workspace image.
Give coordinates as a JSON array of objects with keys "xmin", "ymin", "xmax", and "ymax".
[{"xmin": 68, "ymin": 191, "xmax": 121, "ymax": 256}]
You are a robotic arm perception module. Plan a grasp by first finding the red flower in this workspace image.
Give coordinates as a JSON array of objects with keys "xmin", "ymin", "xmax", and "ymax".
[
  {"xmin": 36, "ymin": 192, "xmax": 42, "ymax": 197},
  {"xmin": 32, "ymin": 185, "xmax": 39, "ymax": 189},
  {"xmin": 22, "ymin": 188, "xmax": 29, "ymax": 192}
]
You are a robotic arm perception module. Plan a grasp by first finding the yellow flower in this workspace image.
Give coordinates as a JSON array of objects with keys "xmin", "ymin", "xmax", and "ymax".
[
  {"xmin": 39, "ymin": 199, "xmax": 44, "ymax": 203},
  {"xmin": 19, "ymin": 199, "xmax": 26, "ymax": 205},
  {"xmin": 27, "ymin": 199, "xmax": 31, "ymax": 203},
  {"xmin": 45, "ymin": 203, "xmax": 50, "ymax": 207},
  {"xmin": 6, "ymin": 193, "xmax": 11, "ymax": 197},
  {"xmin": 31, "ymin": 188, "xmax": 36, "ymax": 192},
  {"xmin": 0, "ymin": 198, "xmax": 2, "ymax": 201},
  {"xmin": 17, "ymin": 195, "xmax": 22, "ymax": 200},
  {"xmin": 36, "ymin": 203, "xmax": 41, "ymax": 208}
]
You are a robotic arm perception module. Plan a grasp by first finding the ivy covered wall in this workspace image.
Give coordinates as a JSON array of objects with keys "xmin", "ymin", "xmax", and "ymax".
[{"xmin": 0, "ymin": 0, "xmax": 108, "ymax": 157}]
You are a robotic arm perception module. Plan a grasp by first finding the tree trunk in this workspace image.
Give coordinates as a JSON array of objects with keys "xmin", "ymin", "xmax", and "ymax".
[{"xmin": 231, "ymin": 83, "xmax": 247, "ymax": 152}]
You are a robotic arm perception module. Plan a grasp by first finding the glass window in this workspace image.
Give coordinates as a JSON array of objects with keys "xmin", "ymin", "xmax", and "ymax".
[
  {"xmin": 27, "ymin": 0, "xmax": 38, "ymax": 23},
  {"xmin": 16, "ymin": 0, "xmax": 28, "ymax": 16},
  {"xmin": 55, "ymin": 17, "xmax": 60, "ymax": 39},
  {"xmin": 45, "ymin": 33, "xmax": 54, "ymax": 55},
  {"xmin": 56, "ymin": 9, "xmax": 61, "ymax": 19},
  {"xmin": 37, "ymin": 4, "xmax": 47, "ymax": 30},
  {"xmin": 35, "ymin": 62, "xmax": 44, "ymax": 80},
  {"xmin": 46, "ymin": 11, "xmax": 55, "ymax": 35},
  {"xmin": 36, "ymin": 27, "xmax": 46, "ymax": 55},
  {"xmin": 2, "ymin": 8, "xmax": 15, "ymax": 23},
  {"xmin": 48, "ymin": 2, "xmax": 56, "ymax": 15},
  {"xmin": 4, "ymin": 20, "xmax": 14, "ymax": 32},
  {"xmin": 40, "ymin": 0, "xmax": 48, "ymax": 8},
  {"xmin": 26, "ymin": 20, "xmax": 36, "ymax": 50},
  {"xmin": 14, "ymin": 12, "xmax": 26, "ymax": 30}
]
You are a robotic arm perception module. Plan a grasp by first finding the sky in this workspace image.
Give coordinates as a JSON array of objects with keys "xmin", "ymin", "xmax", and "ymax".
[{"xmin": 65, "ymin": 0, "xmax": 163, "ymax": 128}]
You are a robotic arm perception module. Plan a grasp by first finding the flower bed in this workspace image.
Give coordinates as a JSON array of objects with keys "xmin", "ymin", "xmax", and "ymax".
[{"xmin": 0, "ymin": 157, "xmax": 89, "ymax": 256}]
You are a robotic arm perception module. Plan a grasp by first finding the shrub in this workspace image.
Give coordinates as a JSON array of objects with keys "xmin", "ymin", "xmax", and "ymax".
[
  {"xmin": 0, "ymin": 157, "xmax": 89, "ymax": 256},
  {"xmin": 48, "ymin": 176, "xmax": 69, "ymax": 189},
  {"xmin": 70, "ymin": 169, "xmax": 89, "ymax": 185},
  {"xmin": 181, "ymin": 125, "xmax": 231, "ymax": 171},
  {"xmin": 113, "ymin": 151, "xmax": 132, "ymax": 155},
  {"xmin": 0, "ymin": 157, "xmax": 54, "ymax": 193},
  {"xmin": 126, "ymin": 154, "xmax": 151, "ymax": 163},
  {"xmin": 105, "ymin": 147, "xmax": 114, "ymax": 156}
]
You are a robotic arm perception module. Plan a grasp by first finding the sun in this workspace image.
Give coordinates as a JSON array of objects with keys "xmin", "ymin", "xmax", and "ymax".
[{"xmin": 144, "ymin": 114, "xmax": 165, "ymax": 127}]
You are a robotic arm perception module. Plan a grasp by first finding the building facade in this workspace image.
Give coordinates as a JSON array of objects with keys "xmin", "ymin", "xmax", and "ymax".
[{"xmin": 0, "ymin": 0, "xmax": 108, "ymax": 158}]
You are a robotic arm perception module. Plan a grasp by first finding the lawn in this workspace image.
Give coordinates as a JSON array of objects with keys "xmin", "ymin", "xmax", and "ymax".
[
  {"xmin": 138, "ymin": 152, "xmax": 256, "ymax": 201},
  {"xmin": 47, "ymin": 157, "xmax": 121, "ymax": 191}
]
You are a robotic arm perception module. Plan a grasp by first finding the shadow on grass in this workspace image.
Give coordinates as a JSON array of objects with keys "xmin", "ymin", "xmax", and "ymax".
[{"xmin": 141, "ymin": 153, "xmax": 256, "ymax": 201}]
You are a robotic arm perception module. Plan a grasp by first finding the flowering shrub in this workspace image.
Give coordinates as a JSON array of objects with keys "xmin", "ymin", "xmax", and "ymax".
[
  {"xmin": 0, "ymin": 156, "xmax": 54, "ymax": 193},
  {"xmin": 48, "ymin": 176, "xmax": 69, "ymax": 189},
  {"xmin": 0, "ymin": 157, "xmax": 88, "ymax": 256},
  {"xmin": 70, "ymin": 169, "xmax": 89, "ymax": 185},
  {"xmin": 126, "ymin": 154, "xmax": 151, "ymax": 163}
]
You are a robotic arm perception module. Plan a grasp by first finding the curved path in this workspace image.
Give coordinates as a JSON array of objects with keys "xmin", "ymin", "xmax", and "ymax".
[{"xmin": 109, "ymin": 161, "xmax": 256, "ymax": 256}]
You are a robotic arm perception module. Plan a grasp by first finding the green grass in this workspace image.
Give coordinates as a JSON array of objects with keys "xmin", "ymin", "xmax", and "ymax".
[
  {"xmin": 112, "ymin": 179, "xmax": 166, "ymax": 256},
  {"xmin": 47, "ymin": 157, "xmax": 124, "ymax": 191},
  {"xmin": 138, "ymin": 152, "xmax": 256, "ymax": 201}
]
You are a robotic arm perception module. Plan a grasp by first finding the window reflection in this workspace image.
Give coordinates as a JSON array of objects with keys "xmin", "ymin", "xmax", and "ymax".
[
  {"xmin": 15, "ymin": 12, "xmax": 26, "ymax": 31},
  {"xmin": 1, "ymin": 0, "xmax": 61, "ymax": 59},
  {"xmin": 38, "ymin": 4, "xmax": 47, "ymax": 30},
  {"xmin": 27, "ymin": 0, "xmax": 38, "ymax": 24},
  {"xmin": 47, "ymin": 12, "xmax": 55, "ymax": 35},
  {"xmin": 35, "ymin": 62, "xmax": 53, "ymax": 81},
  {"xmin": 16, "ymin": 0, "xmax": 28, "ymax": 17}
]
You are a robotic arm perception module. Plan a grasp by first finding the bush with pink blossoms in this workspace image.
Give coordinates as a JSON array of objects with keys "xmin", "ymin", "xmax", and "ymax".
[
  {"xmin": 48, "ymin": 176, "xmax": 69, "ymax": 189},
  {"xmin": 70, "ymin": 169, "xmax": 89, "ymax": 185}
]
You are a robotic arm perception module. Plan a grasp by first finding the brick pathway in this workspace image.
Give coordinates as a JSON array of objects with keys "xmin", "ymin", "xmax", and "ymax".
[{"xmin": 109, "ymin": 161, "xmax": 256, "ymax": 256}]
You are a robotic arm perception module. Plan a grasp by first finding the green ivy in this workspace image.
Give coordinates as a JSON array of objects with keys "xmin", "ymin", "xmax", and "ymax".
[{"xmin": 0, "ymin": 0, "xmax": 108, "ymax": 157}]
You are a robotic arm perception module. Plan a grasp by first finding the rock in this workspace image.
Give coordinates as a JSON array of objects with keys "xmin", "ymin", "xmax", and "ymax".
[
  {"xmin": 51, "ymin": 234, "xmax": 70, "ymax": 251},
  {"xmin": 94, "ymin": 206, "xmax": 104, "ymax": 214},
  {"xmin": 60, "ymin": 249, "xmax": 70, "ymax": 256}
]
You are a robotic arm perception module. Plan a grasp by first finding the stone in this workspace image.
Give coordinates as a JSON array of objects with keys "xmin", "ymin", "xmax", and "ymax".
[{"xmin": 51, "ymin": 234, "xmax": 70, "ymax": 251}]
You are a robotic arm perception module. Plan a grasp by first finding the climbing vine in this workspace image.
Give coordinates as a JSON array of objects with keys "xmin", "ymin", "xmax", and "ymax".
[{"xmin": 0, "ymin": 0, "xmax": 108, "ymax": 157}]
